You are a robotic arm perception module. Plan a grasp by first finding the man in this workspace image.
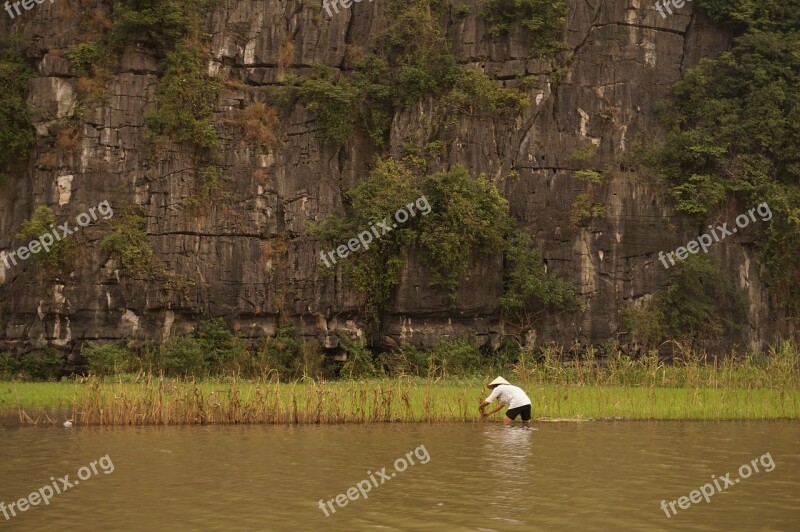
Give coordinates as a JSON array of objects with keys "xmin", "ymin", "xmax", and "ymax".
[{"xmin": 479, "ymin": 376, "xmax": 533, "ymax": 425}]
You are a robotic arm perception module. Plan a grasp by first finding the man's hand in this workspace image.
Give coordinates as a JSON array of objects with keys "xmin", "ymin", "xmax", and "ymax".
[{"xmin": 480, "ymin": 413, "xmax": 489, "ymax": 422}]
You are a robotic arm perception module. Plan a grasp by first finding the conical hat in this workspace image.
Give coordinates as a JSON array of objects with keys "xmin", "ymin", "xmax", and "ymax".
[{"xmin": 488, "ymin": 376, "xmax": 510, "ymax": 388}]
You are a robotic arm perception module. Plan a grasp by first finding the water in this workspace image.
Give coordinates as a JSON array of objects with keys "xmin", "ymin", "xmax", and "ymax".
[{"xmin": 0, "ymin": 422, "xmax": 798, "ymax": 530}]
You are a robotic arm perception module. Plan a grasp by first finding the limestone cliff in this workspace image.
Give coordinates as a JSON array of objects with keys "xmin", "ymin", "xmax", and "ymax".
[{"xmin": 1, "ymin": 0, "xmax": 771, "ymax": 367}]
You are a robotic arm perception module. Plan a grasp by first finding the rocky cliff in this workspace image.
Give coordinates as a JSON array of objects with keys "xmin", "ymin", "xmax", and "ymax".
[{"xmin": 1, "ymin": 0, "xmax": 773, "ymax": 366}]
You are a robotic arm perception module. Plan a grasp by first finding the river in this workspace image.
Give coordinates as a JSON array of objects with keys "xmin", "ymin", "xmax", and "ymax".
[{"xmin": 0, "ymin": 422, "xmax": 798, "ymax": 530}]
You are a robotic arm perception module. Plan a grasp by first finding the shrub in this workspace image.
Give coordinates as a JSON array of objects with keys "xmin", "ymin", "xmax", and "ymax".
[
  {"xmin": 574, "ymin": 169, "xmax": 604, "ymax": 184},
  {"xmin": 441, "ymin": 67, "xmax": 529, "ymax": 118},
  {"xmin": 417, "ymin": 167, "xmax": 510, "ymax": 294},
  {"xmin": 312, "ymin": 158, "xmax": 421, "ymax": 317},
  {"xmin": 622, "ymin": 254, "xmax": 747, "ymax": 350},
  {"xmin": 431, "ymin": 337, "xmax": 484, "ymax": 375},
  {"xmin": 297, "ymin": 61, "xmax": 393, "ymax": 146},
  {"xmin": 82, "ymin": 344, "xmax": 134, "ymax": 376},
  {"xmin": 16, "ymin": 206, "xmax": 75, "ymax": 272},
  {"xmin": 100, "ymin": 204, "xmax": 157, "ymax": 275},
  {"xmin": 500, "ymin": 232, "xmax": 581, "ymax": 321},
  {"xmin": 65, "ymin": 41, "xmax": 115, "ymax": 104},
  {"xmin": 145, "ymin": 40, "xmax": 223, "ymax": 161},
  {"xmin": 379, "ymin": 343, "xmax": 432, "ymax": 376},
  {"xmin": 163, "ymin": 336, "xmax": 207, "ymax": 376},
  {"xmin": 569, "ymin": 193, "xmax": 606, "ymax": 226},
  {"xmin": 18, "ymin": 348, "xmax": 62, "ymax": 380},
  {"xmin": 198, "ymin": 318, "xmax": 251, "ymax": 374},
  {"xmin": 479, "ymin": 0, "xmax": 567, "ymax": 53},
  {"xmin": 0, "ymin": 47, "xmax": 35, "ymax": 182},
  {"xmin": 315, "ymin": 158, "xmax": 579, "ymax": 319},
  {"xmin": 64, "ymin": 42, "xmax": 105, "ymax": 77},
  {"xmin": 241, "ymin": 102, "xmax": 280, "ymax": 147},
  {"xmin": 297, "ymin": 66, "xmax": 360, "ymax": 145},
  {"xmin": 340, "ymin": 343, "xmax": 380, "ymax": 379},
  {"xmin": 110, "ymin": 0, "xmax": 219, "ymax": 54},
  {"xmin": 255, "ymin": 323, "xmax": 300, "ymax": 378},
  {"xmin": 0, "ymin": 352, "xmax": 17, "ymax": 379}
]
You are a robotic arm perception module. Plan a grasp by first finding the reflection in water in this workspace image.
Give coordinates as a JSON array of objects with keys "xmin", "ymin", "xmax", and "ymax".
[
  {"xmin": 0, "ymin": 422, "xmax": 797, "ymax": 531},
  {"xmin": 479, "ymin": 425, "xmax": 536, "ymax": 528},
  {"xmin": 482, "ymin": 425, "xmax": 535, "ymax": 476}
]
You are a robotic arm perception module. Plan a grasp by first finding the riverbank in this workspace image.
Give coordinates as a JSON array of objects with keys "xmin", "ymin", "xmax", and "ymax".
[{"xmin": 3, "ymin": 373, "xmax": 798, "ymax": 426}]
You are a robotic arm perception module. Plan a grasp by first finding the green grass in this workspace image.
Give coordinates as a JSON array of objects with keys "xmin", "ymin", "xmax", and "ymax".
[
  {"xmin": 3, "ymin": 377, "xmax": 798, "ymax": 425},
  {"xmin": 4, "ymin": 341, "xmax": 797, "ymax": 424}
]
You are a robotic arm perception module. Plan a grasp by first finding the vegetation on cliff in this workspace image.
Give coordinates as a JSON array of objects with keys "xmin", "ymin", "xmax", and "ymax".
[
  {"xmin": 284, "ymin": 0, "xmax": 549, "ymax": 148},
  {"xmin": 480, "ymin": 0, "xmax": 567, "ymax": 52},
  {"xmin": 653, "ymin": 0, "xmax": 800, "ymax": 326},
  {"xmin": 109, "ymin": 0, "xmax": 220, "ymax": 55},
  {"xmin": 622, "ymin": 254, "xmax": 747, "ymax": 352},
  {"xmin": 144, "ymin": 38, "xmax": 224, "ymax": 189},
  {"xmin": 313, "ymin": 158, "xmax": 580, "ymax": 320},
  {"xmin": 15, "ymin": 206, "xmax": 76, "ymax": 273},
  {"xmin": 0, "ymin": 45, "xmax": 36, "ymax": 184}
]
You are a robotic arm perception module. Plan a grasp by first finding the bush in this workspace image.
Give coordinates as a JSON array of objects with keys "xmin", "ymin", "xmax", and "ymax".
[
  {"xmin": 297, "ymin": 66, "xmax": 361, "ymax": 145},
  {"xmin": 145, "ymin": 40, "xmax": 223, "ymax": 161},
  {"xmin": 110, "ymin": 0, "xmax": 219, "ymax": 54},
  {"xmin": 622, "ymin": 254, "xmax": 747, "ymax": 350},
  {"xmin": 379, "ymin": 343, "xmax": 431, "ymax": 376},
  {"xmin": 0, "ymin": 47, "xmax": 35, "ymax": 182},
  {"xmin": 297, "ymin": 60, "xmax": 393, "ymax": 146},
  {"xmin": 162, "ymin": 336, "xmax": 207, "ymax": 377},
  {"xmin": 479, "ymin": 0, "xmax": 567, "ymax": 53},
  {"xmin": 64, "ymin": 42, "xmax": 105, "ymax": 77},
  {"xmin": 315, "ymin": 158, "xmax": 579, "ymax": 319},
  {"xmin": 340, "ymin": 343, "xmax": 381, "ymax": 379},
  {"xmin": 82, "ymin": 344, "xmax": 134, "ymax": 376},
  {"xmin": 431, "ymin": 337, "xmax": 484, "ymax": 375},
  {"xmin": 255, "ymin": 323, "xmax": 303, "ymax": 379},
  {"xmin": 0, "ymin": 352, "xmax": 17, "ymax": 379},
  {"xmin": 241, "ymin": 102, "xmax": 279, "ymax": 146},
  {"xmin": 417, "ymin": 167, "xmax": 511, "ymax": 294},
  {"xmin": 500, "ymin": 232, "xmax": 581, "ymax": 321},
  {"xmin": 16, "ymin": 206, "xmax": 75, "ymax": 273},
  {"xmin": 569, "ymin": 193, "xmax": 606, "ymax": 226},
  {"xmin": 18, "ymin": 348, "xmax": 62, "ymax": 380},
  {"xmin": 99, "ymin": 204, "xmax": 158, "ymax": 275},
  {"xmin": 198, "ymin": 318, "xmax": 251, "ymax": 374}
]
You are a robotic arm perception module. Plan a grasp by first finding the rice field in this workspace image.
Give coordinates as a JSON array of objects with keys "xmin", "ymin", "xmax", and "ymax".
[
  {"xmin": 3, "ymin": 373, "xmax": 798, "ymax": 426},
  {"xmin": 2, "ymin": 341, "xmax": 797, "ymax": 425}
]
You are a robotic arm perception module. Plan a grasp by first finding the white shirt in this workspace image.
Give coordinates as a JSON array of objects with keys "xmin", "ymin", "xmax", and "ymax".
[{"xmin": 484, "ymin": 384, "xmax": 531, "ymax": 409}]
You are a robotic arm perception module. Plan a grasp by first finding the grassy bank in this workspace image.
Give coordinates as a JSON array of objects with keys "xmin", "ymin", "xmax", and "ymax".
[
  {"xmin": 3, "ymin": 340, "xmax": 797, "ymax": 425},
  {"xmin": 3, "ymin": 370, "xmax": 798, "ymax": 426}
]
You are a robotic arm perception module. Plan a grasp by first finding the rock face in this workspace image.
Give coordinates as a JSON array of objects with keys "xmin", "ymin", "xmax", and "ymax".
[{"xmin": 0, "ymin": 0, "xmax": 772, "ymax": 365}]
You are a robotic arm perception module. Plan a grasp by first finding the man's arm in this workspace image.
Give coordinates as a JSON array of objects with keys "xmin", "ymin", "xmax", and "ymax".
[
  {"xmin": 479, "ymin": 387, "xmax": 501, "ymax": 413},
  {"xmin": 479, "ymin": 395, "xmax": 505, "ymax": 420},
  {"xmin": 483, "ymin": 404, "xmax": 505, "ymax": 417}
]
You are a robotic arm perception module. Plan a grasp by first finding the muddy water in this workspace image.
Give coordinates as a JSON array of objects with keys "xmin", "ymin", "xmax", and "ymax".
[{"xmin": 0, "ymin": 422, "xmax": 798, "ymax": 531}]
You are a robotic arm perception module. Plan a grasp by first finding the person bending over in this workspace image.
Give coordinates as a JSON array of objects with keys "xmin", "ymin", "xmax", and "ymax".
[{"xmin": 478, "ymin": 376, "xmax": 533, "ymax": 425}]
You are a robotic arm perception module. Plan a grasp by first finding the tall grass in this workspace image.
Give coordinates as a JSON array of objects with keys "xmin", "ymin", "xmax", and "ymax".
[{"xmin": 3, "ymin": 340, "xmax": 798, "ymax": 426}]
